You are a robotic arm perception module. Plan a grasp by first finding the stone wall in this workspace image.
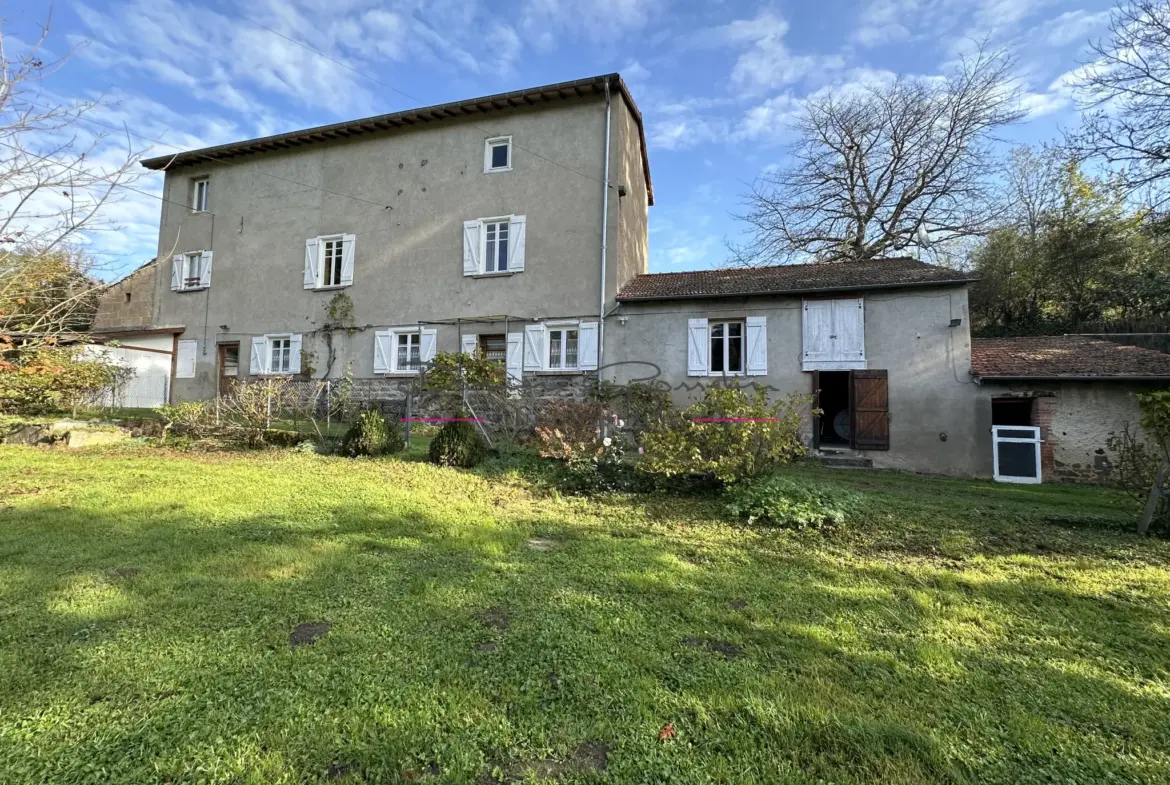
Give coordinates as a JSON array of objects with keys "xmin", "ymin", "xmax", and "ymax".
[{"xmin": 92, "ymin": 261, "xmax": 157, "ymax": 331}]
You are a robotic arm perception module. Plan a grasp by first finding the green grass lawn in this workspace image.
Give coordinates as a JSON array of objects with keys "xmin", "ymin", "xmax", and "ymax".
[{"xmin": 2, "ymin": 445, "xmax": 1169, "ymax": 784}]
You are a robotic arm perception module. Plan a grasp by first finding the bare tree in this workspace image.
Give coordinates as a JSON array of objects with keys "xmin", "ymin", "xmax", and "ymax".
[
  {"xmin": 0, "ymin": 12, "xmax": 142, "ymax": 343},
  {"xmin": 732, "ymin": 45, "xmax": 1024, "ymax": 265},
  {"xmin": 1068, "ymin": 0, "xmax": 1170, "ymax": 206}
]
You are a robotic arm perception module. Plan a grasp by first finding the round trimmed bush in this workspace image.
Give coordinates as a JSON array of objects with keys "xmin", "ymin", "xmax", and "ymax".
[
  {"xmin": 428, "ymin": 418, "xmax": 486, "ymax": 468},
  {"xmin": 341, "ymin": 410, "xmax": 402, "ymax": 457}
]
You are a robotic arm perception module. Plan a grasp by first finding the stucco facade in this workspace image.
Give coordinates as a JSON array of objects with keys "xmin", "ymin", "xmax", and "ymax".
[
  {"xmin": 145, "ymin": 78, "xmax": 650, "ymax": 400},
  {"xmin": 604, "ymin": 284, "xmax": 981, "ymax": 476}
]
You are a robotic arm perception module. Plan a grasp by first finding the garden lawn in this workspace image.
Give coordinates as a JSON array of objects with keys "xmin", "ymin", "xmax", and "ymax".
[{"xmin": 1, "ymin": 446, "xmax": 1169, "ymax": 784}]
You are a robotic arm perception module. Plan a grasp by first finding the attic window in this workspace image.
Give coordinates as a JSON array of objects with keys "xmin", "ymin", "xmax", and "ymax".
[
  {"xmin": 484, "ymin": 136, "xmax": 511, "ymax": 172},
  {"xmin": 124, "ymin": 292, "xmax": 132, "ymax": 304}
]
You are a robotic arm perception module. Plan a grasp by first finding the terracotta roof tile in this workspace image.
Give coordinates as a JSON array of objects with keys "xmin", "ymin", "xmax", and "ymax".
[
  {"xmin": 616, "ymin": 258, "xmax": 974, "ymax": 301},
  {"xmin": 971, "ymin": 336, "xmax": 1170, "ymax": 379}
]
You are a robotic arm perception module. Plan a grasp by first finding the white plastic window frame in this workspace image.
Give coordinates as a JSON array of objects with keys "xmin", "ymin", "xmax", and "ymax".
[{"xmin": 484, "ymin": 136, "xmax": 512, "ymax": 173}]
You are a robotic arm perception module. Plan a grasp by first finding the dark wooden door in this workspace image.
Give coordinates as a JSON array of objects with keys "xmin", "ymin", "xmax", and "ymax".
[
  {"xmin": 217, "ymin": 343, "xmax": 240, "ymax": 397},
  {"xmin": 850, "ymin": 370, "xmax": 889, "ymax": 451}
]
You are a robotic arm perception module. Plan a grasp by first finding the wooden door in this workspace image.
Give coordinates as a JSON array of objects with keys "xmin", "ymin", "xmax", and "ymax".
[
  {"xmin": 850, "ymin": 370, "xmax": 889, "ymax": 451},
  {"xmin": 217, "ymin": 342, "xmax": 240, "ymax": 397}
]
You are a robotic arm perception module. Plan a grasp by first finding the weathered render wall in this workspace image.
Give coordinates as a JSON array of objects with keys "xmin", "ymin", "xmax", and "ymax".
[
  {"xmin": 604, "ymin": 285, "xmax": 981, "ymax": 476},
  {"xmin": 609, "ymin": 97, "xmax": 650, "ymax": 305},
  {"xmin": 92, "ymin": 262, "xmax": 158, "ymax": 331},
  {"xmin": 977, "ymin": 380, "xmax": 1162, "ymax": 483},
  {"xmin": 150, "ymin": 95, "xmax": 647, "ymax": 400}
]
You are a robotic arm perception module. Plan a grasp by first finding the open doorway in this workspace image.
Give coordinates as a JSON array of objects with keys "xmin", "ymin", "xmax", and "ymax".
[
  {"xmin": 816, "ymin": 371, "xmax": 851, "ymax": 446},
  {"xmin": 992, "ymin": 397, "xmax": 1034, "ymax": 426}
]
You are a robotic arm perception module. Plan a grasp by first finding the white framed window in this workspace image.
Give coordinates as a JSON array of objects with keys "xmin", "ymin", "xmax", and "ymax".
[
  {"xmin": 484, "ymin": 219, "xmax": 510, "ymax": 273},
  {"xmin": 709, "ymin": 321, "xmax": 745, "ymax": 375},
  {"xmin": 373, "ymin": 328, "xmax": 437, "ymax": 374},
  {"xmin": 547, "ymin": 325, "xmax": 580, "ymax": 370},
  {"xmin": 484, "ymin": 136, "xmax": 512, "ymax": 172},
  {"xmin": 170, "ymin": 250, "xmax": 212, "ymax": 291},
  {"xmin": 463, "ymin": 215, "xmax": 526, "ymax": 276},
  {"xmin": 304, "ymin": 234, "xmax": 355, "ymax": 290},
  {"xmin": 191, "ymin": 177, "xmax": 209, "ymax": 212},
  {"xmin": 250, "ymin": 334, "xmax": 302, "ymax": 376}
]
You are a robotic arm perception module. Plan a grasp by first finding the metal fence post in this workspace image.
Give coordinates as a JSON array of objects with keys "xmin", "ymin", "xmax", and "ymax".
[
  {"xmin": 266, "ymin": 393, "xmax": 272, "ymax": 429},
  {"xmin": 326, "ymin": 380, "xmax": 331, "ymax": 430}
]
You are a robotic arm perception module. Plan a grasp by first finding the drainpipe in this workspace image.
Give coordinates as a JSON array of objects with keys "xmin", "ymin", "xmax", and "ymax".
[{"xmin": 597, "ymin": 82, "xmax": 612, "ymax": 381}]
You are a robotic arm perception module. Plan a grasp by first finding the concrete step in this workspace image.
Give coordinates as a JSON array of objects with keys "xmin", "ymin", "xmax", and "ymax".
[{"xmin": 810, "ymin": 455, "xmax": 874, "ymax": 469}]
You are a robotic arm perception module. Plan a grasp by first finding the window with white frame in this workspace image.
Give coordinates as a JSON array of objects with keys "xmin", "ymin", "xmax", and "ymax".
[
  {"xmin": 182, "ymin": 252, "xmax": 202, "ymax": 290},
  {"xmin": 320, "ymin": 236, "xmax": 345, "ymax": 287},
  {"xmin": 547, "ymin": 326, "xmax": 579, "ymax": 370},
  {"xmin": 484, "ymin": 220, "xmax": 510, "ymax": 273},
  {"xmin": 396, "ymin": 332, "xmax": 421, "ymax": 372},
  {"xmin": 374, "ymin": 328, "xmax": 435, "ymax": 374},
  {"xmin": 268, "ymin": 336, "xmax": 292, "ymax": 374},
  {"xmin": 192, "ymin": 177, "xmax": 209, "ymax": 212},
  {"xmin": 484, "ymin": 136, "xmax": 511, "ymax": 172},
  {"xmin": 710, "ymin": 321, "xmax": 744, "ymax": 374}
]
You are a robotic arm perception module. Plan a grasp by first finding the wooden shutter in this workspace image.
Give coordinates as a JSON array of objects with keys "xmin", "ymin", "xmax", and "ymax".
[
  {"xmin": 420, "ymin": 329, "xmax": 437, "ymax": 364},
  {"xmin": 577, "ymin": 321, "xmax": 598, "ymax": 369},
  {"xmin": 802, "ymin": 300, "xmax": 833, "ymax": 367},
  {"xmin": 175, "ymin": 340, "xmax": 197, "ymax": 378},
  {"xmin": 461, "ymin": 334, "xmax": 478, "ymax": 354},
  {"xmin": 523, "ymin": 324, "xmax": 545, "ymax": 371},
  {"xmin": 373, "ymin": 331, "xmax": 392, "ymax": 374},
  {"xmin": 463, "ymin": 220, "xmax": 481, "ymax": 276},
  {"xmin": 250, "ymin": 336, "xmax": 267, "ymax": 375},
  {"xmin": 199, "ymin": 250, "xmax": 213, "ymax": 288},
  {"xmin": 745, "ymin": 315, "xmax": 767, "ymax": 376},
  {"xmin": 340, "ymin": 234, "xmax": 356, "ymax": 286},
  {"xmin": 687, "ymin": 318, "xmax": 709, "ymax": 376},
  {"xmin": 851, "ymin": 369, "xmax": 889, "ymax": 451},
  {"xmin": 288, "ymin": 335, "xmax": 303, "ymax": 376},
  {"xmin": 506, "ymin": 333, "xmax": 523, "ymax": 385},
  {"xmin": 304, "ymin": 238, "xmax": 319, "ymax": 289},
  {"xmin": 509, "ymin": 215, "xmax": 526, "ymax": 272},
  {"xmin": 833, "ymin": 298, "xmax": 865, "ymax": 362},
  {"xmin": 171, "ymin": 255, "xmax": 183, "ymax": 291}
]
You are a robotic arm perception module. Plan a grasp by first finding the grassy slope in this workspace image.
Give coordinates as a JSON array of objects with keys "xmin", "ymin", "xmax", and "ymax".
[{"xmin": 1, "ymin": 445, "xmax": 1168, "ymax": 784}]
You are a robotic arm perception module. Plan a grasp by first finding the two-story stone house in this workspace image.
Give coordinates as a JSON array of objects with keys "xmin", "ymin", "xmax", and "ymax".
[{"xmin": 141, "ymin": 74, "xmax": 652, "ymax": 400}]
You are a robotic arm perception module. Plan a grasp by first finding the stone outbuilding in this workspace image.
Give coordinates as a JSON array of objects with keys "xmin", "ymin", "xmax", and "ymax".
[{"xmin": 972, "ymin": 336, "xmax": 1170, "ymax": 483}]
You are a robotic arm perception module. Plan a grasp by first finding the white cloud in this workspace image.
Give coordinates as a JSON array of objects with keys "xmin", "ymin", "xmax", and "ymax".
[
  {"xmin": 520, "ymin": 0, "xmax": 657, "ymax": 50},
  {"xmin": 1041, "ymin": 9, "xmax": 1111, "ymax": 48},
  {"xmin": 735, "ymin": 94, "xmax": 800, "ymax": 142},
  {"xmin": 1019, "ymin": 90, "xmax": 1068, "ymax": 119}
]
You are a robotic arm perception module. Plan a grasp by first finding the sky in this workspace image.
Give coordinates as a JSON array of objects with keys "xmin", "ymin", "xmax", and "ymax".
[{"xmin": 2, "ymin": 0, "xmax": 1120, "ymax": 280}]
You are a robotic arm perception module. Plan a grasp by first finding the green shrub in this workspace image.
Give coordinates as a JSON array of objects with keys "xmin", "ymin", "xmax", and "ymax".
[
  {"xmin": 428, "ymin": 417, "xmax": 486, "ymax": 468},
  {"xmin": 639, "ymin": 387, "xmax": 813, "ymax": 484},
  {"xmin": 341, "ymin": 410, "xmax": 401, "ymax": 457},
  {"xmin": 159, "ymin": 401, "xmax": 216, "ymax": 440},
  {"xmin": 724, "ymin": 475, "xmax": 862, "ymax": 530}
]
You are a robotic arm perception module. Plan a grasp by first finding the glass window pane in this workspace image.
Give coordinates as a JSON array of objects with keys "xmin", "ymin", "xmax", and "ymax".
[
  {"xmin": 728, "ymin": 334, "xmax": 743, "ymax": 373},
  {"xmin": 498, "ymin": 236, "xmax": 508, "ymax": 271},
  {"xmin": 549, "ymin": 330, "xmax": 562, "ymax": 368},
  {"xmin": 729, "ymin": 323, "xmax": 742, "ymax": 337},
  {"xmin": 491, "ymin": 143, "xmax": 509, "ymax": 169},
  {"xmin": 711, "ymin": 323, "xmax": 724, "ymax": 338},
  {"xmin": 566, "ymin": 330, "xmax": 578, "ymax": 368},
  {"xmin": 711, "ymin": 333, "xmax": 724, "ymax": 372}
]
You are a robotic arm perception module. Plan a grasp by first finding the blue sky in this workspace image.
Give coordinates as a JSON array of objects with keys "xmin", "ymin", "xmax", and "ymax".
[{"xmin": 4, "ymin": 0, "xmax": 1117, "ymax": 279}]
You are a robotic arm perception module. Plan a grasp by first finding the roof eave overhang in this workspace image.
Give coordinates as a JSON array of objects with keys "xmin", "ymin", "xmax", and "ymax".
[
  {"xmin": 140, "ymin": 73, "xmax": 654, "ymax": 206},
  {"xmin": 616, "ymin": 277, "xmax": 976, "ymax": 303}
]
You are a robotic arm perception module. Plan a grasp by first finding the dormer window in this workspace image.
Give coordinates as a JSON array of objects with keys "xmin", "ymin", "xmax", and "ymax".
[{"xmin": 484, "ymin": 136, "xmax": 511, "ymax": 172}]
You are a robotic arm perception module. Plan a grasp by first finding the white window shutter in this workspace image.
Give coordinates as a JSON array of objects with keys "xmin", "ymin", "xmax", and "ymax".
[
  {"xmin": 463, "ymin": 220, "xmax": 481, "ymax": 276},
  {"xmin": 506, "ymin": 333, "xmax": 523, "ymax": 384},
  {"xmin": 373, "ymin": 330, "xmax": 392, "ymax": 374},
  {"xmin": 687, "ymin": 318, "xmax": 709, "ymax": 377},
  {"xmin": 175, "ymin": 340, "xmax": 197, "ymax": 378},
  {"xmin": 420, "ymin": 328, "xmax": 437, "ymax": 364},
  {"xmin": 833, "ymin": 298, "xmax": 865, "ymax": 362},
  {"xmin": 509, "ymin": 215, "xmax": 526, "ymax": 272},
  {"xmin": 577, "ymin": 321, "xmax": 598, "ymax": 370},
  {"xmin": 199, "ymin": 250, "xmax": 213, "ymax": 288},
  {"xmin": 461, "ymin": 334, "xmax": 478, "ymax": 355},
  {"xmin": 340, "ymin": 234, "xmax": 356, "ymax": 286},
  {"xmin": 745, "ymin": 315, "xmax": 767, "ymax": 376},
  {"xmin": 288, "ymin": 334, "xmax": 303, "ymax": 376},
  {"xmin": 523, "ymin": 324, "xmax": 545, "ymax": 371},
  {"xmin": 304, "ymin": 238, "xmax": 319, "ymax": 289},
  {"xmin": 250, "ymin": 336, "xmax": 267, "ymax": 375},
  {"xmin": 171, "ymin": 255, "xmax": 183, "ymax": 291},
  {"xmin": 802, "ymin": 300, "xmax": 833, "ymax": 366}
]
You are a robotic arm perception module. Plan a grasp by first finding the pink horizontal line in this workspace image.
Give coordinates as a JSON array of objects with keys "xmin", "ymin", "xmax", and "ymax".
[
  {"xmin": 691, "ymin": 417, "xmax": 779, "ymax": 422},
  {"xmin": 400, "ymin": 417, "xmax": 484, "ymax": 423}
]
